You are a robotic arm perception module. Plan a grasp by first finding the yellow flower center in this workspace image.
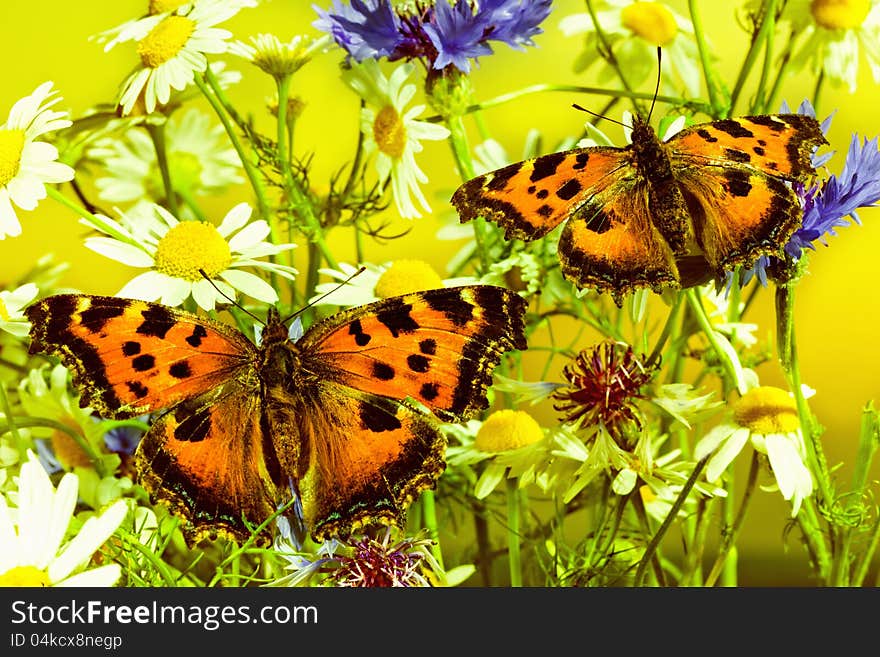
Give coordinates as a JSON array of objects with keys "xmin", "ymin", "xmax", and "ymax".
[
  {"xmin": 0, "ymin": 297, "xmax": 10, "ymax": 322},
  {"xmin": 373, "ymin": 105, "xmax": 406, "ymax": 159},
  {"xmin": 50, "ymin": 421, "xmax": 93, "ymax": 470},
  {"xmin": 137, "ymin": 15, "xmax": 195, "ymax": 68},
  {"xmin": 733, "ymin": 386, "xmax": 801, "ymax": 435},
  {"xmin": 374, "ymin": 260, "xmax": 444, "ymax": 298},
  {"xmin": 154, "ymin": 221, "xmax": 232, "ymax": 281},
  {"xmin": 620, "ymin": 2, "xmax": 679, "ymax": 46},
  {"xmin": 0, "ymin": 129, "xmax": 26, "ymax": 187},
  {"xmin": 149, "ymin": 0, "xmax": 188, "ymax": 14},
  {"xmin": 0, "ymin": 565, "xmax": 52, "ymax": 586},
  {"xmin": 474, "ymin": 409, "xmax": 544, "ymax": 453},
  {"xmin": 811, "ymin": 0, "xmax": 871, "ymax": 29}
]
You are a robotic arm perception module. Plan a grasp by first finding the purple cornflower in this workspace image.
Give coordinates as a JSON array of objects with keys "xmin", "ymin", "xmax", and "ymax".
[
  {"xmin": 313, "ymin": 0, "xmax": 553, "ymax": 73},
  {"xmin": 739, "ymin": 101, "xmax": 880, "ymax": 286}
]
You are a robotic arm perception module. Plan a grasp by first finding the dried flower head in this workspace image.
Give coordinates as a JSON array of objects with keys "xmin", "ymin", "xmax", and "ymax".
[
  {"xmin": 553, "ymin": 341, "xmax": 657, "ymax": 440},
  {"xmin": 326, "ymin": 529, "xmax": 438, "ymax": 587}
]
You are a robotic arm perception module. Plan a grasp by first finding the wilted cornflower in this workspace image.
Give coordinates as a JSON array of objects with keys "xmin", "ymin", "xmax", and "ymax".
[
  {"xmin": 553, "ymin": 341, "xmax": 658, "ymax": 443},
  {"xmin": 313, "ymin": 0, "xmax": 553, "ymax": 73},
  {"xmin": 327, "ymin": 529, "xmax": 440, "ymax": 587}
]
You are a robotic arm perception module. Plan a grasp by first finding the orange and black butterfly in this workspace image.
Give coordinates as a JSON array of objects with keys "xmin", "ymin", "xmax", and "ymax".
[
  {"xmin": 452, "ymin": 112, "xmax": 827, "ymax": 304},
  {"xmin": 26, "ymin": 287, "xmax": 527, "ymax": 545}
]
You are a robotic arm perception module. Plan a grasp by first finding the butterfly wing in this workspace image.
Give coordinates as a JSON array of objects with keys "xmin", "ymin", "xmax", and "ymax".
[
  {"xmin": 291, "ymin": 285, "xmax": 527, "ymax": 538},
  {"xmin": 451, "ymin": 147, "xmax": 629, "ymax": 241},
  {"xmin": 667, "ymin": 114, "xmax": 828, "ymax": 272},
  {"xmin": 135, "ymin": 379, "xmax": 281, "ymax": 545},
  {"xmin": 25, "ymin": 294, "xmax": 256, "ymax": 419}
]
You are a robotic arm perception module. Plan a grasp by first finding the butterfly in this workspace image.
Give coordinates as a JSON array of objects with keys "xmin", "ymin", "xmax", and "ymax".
[
  {"xmin": 451, "ymin": 112, "xmax": 828, "ymax": 305},
  {"xmin": 25, "ymin": 286, "xmax": 527, "ymax": 546}
]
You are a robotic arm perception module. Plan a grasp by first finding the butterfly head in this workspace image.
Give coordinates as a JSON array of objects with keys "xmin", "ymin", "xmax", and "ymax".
[{"xmin": 262, "ymin": 307, "xmax": 292, "ymax": 345}]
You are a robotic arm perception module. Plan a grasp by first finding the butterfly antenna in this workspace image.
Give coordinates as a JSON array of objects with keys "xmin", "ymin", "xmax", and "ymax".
[
  {"xmin": 197, "ymin": 268, "xmax": 266, "ymax": 325},
  {"xmin": 571, "ymin": 103, "xmax": 628, "ymax": 129},
  {"xmin": 280, "ymin": 266, "xmax": 367, "ymax": 324},
  {"xmin": 648, "ymin": 46, "xmax": 662, "ymax": 123}
]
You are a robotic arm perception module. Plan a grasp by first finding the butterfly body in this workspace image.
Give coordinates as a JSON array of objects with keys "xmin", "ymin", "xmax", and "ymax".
[
  {"xmin": 26, "ymin": 286, "xmax": 527, "ymax": 545},
  {"xmin": 452, "ymin": 113, "xmax": 827, "ymax": 304}
]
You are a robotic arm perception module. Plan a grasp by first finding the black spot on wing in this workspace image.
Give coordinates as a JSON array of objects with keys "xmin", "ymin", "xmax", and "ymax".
[
  {"xmin": 372, "ymin": 362, "xmax": 395, "ymax": 380},
  {"xmin": 556, "ymin": 178, "xmax": 582, "ymax": 200},
  {"xmin": 536, "ymin": 189, "xmax": 549, "ymax": 200},
  {"xmin": 348, "ymin": 319, "xmax": 372, "ymax": 346},
  {"xmin": 407, "ymin": 354, "xmax": 430, "ymax": 373},
  {"xmin": 723, "ymin": 170, "xmax": 752, "ymax": 197},
  {"xmin": 582, "ymin": 207, "xmax": 613, "ymax": 234},
  {"xmin": 425, "ymin": 290, "xmax": 474, "ymax": 327},
  {"xmin": 359, "ymin": 402, "xmax": 402, "ymax": 432},
  {"xmin": 529, "ymin": 152, "xmax": 566, "ymax": 182},
  {"xmin": 485, "ymin": 162, "xmax": 522, "ymax": 191},
  {"xmin": 537, "ymin": 204, "xmax": 554, "ymax": 217},
  {"xmin": 753, "ymin": 146, "xmax": 765, "ymax": 156},
  {"xmin": 122, "ymin": 341, "xmax": 141, "ymax": 356},
  {"xmin": 419, "ymin": 339, "xmax": 437, "ymax": 355},
  {"xmin": 137, "ymin": 305, "xmax": 176, "ymax": 339},
  {"xmin": 572, "ymin": 152, "xmax": 590, "ymax": 170},
  {"xmin": 376, "ymin": 301, "xmax": 420, "ymax": 338},
  {"xmin": 420, "ymin": 382, "xmax": 440, "ymax": 401},
  {"xmin": 186, "ymin": 325, "xmax": 207, "ymax": 347},
  {"xmin": 79, "ymin": 300, "xmax": 125, "ymax": 332},
  {"xmin": 169, "ymin": 361, "xmax": 192, "ymax": 379},
  {"xmin": 713, "ymin": 119, "xmax": 754, "ymax": 139},
  {"xmin": 127, "ymin": 380, "xmax": 149, "ymax": 399},
  {"xmin": 748, "ymin": 115, "xmax": 787, "ymax": 132},
  {"xmin": 724, "ymin": 148, "xmax": 751, "ymax": 163},
  {"xmin": 132, "ymin": 354, "xmax": 156, "ymax": 372},
  {"xmin": 696, "ymin": 128, "xmax": 718, "ymax": 143}
]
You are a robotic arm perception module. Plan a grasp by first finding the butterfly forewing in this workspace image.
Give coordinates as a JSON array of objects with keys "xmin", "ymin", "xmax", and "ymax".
[
  {"xmin": 298, "ymin": 286, "xmax": 528, "ymax": 422},
  {"xmin": 25, "ymin": 295, "xmax": 256, "ymax": 419}
]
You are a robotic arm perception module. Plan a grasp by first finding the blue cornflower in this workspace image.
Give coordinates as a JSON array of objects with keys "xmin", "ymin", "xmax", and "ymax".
[
  {"xmin": 738, "ymin": 101, "xmax": 879, "ymax": 287},
  {"xmin": 313, "ymin": 0, "xmax": 553, "ymax": 73}
]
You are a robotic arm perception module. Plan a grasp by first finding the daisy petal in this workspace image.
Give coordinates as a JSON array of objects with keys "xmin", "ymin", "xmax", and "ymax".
[{"xmin": 219, "ymin": 269, "xmax": 278, "ymax": 303}]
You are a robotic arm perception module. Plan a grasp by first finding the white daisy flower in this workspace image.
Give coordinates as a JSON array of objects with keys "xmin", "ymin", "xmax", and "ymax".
[
  {"xmin": 228, "ymin": 33, "xmax": 329, "ymax": 79},
  {"xmin": 342, "ymin": 60, "xmax": 451, "ymax": 219},
  {"xmin": 0, "ymin": 283, "xmax": 38, "ymax": 338},
  {"xmin": 0, "ymin": 82, "xmax": 75, "ymax": 239},
  {"xmin": 559, "ymin": 0, "xmax": 702, "ymax": 98},
  {"xmin": 309, "ymin": 260, "xmax": 476, "ymax": 308},
  {"xmin": 116, "ymin": 0, "xmax": 257, "ymax": 115},
  {"xmin": 0, "ymin": 452, "xmax": 127, "ymax": 587},
  {"xmin": 698, "ymin": 283, "xmax": 759, "ymax": 348},
  {"xmin": 695, "ymin": 385, "xmax": 814, "ymax": 517},
  {"xmin": 782, "ymin": 0, "xmax": 880, "ymax": 92},
  {"xmin": 87, "ymin": 108, "xmax": 242, "ymax": 205},
  {"xmin": 83, "ymin": 202, "xmax": 297, "ymax": 310}
]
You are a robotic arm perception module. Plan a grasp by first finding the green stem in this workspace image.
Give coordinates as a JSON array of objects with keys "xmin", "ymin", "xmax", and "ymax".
[
  {"xmin": 646, "ymin": 292, "xmax": 683, "ymax": 367},
  {"xmin": 632, "ymin": 492, "xmax": 666, "ymax": 586},
  {"xmin": 505, "ymin": 477, "xmax": 523, "ymax": 587},
  {"xmin": 195, "ymin": 74, "xmax": 271, "ymax": 223},
  {"xmin": 812, "ymin": 71, "xmax": 825, "ymax": 113},
  {"xmin": 47, "ymin": 187, "xmax": 135, "ymax": 244},
  {"xmin": 688, "ymin": 0, "xmax": 725, "ymax": 116},
  {"xmin": 685, "ymin": 288, "xmax": 743, "ymax": 392},
  {"xmin": 146, "ymin": 122, "xmax": 179, "ymax": 217},
  {"xmin": 473, "ymin": 504, "xmax": 493, "ymax": 586},
  {"xmin": 763, "ymin": 28, "xmax": 796, "ymax": 113},
  {"xmin": 634, "ymin": 455, "xmax": 709, "ymax": 586},
  {"xmin": 421, "ymin": 490, "xmax": 445, "ymax": 571},
  {"xmin": 729, "ymin": 0, "xmax": 777, "ymax": 115},
  {"xmin": 705, "ymin": 451, "xmax": 759, "ymax": 587}
]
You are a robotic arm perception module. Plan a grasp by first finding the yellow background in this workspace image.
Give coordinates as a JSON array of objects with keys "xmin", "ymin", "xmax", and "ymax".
[{"xmin": 1, "ymin": 1, "xmax": 878, "ymax": 584}]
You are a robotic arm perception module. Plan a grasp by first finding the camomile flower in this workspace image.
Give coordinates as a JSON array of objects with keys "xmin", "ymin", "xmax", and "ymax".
[
  {"xmin": 87, "ymin": 108, "xmax": 242, "ymax": 205},
  {"xmin": 228, "ymin": 33, "xmax": 329, "ymax": 80},
  {"xmin": 342, "ymin": 59, "xmax": 450, "ymax": 219},
  {"xmin": 83, "ymin": 202, "xmax": 297, "ymax": 310},
  {"xmin": 0, "ymin": 451, "xmax": 127, "ymax": 587},
  {"xmin": 0, "ymin": 82, "xmax": 75, "ymax": 239},
  {"xmin": 695, "ymin": 385, "xmax": 814, "ymax": 516},
  {"xmin": 116, "ymin": 0, "xmax": 257, "ymax": 115},
  {"xmin": 781, "ymin": 0, "xmax": 880, "ymax": 92},
  {"xmin": 0, "ymin": 283, "xmax": 38, "ymax": 338},
  {"xmin": 309, "ymin": 259, "xmax": 476, "ymax": 307},
  {"xmin": 559, "ymin": 0, "xmax": 702, "ymax": 98}
]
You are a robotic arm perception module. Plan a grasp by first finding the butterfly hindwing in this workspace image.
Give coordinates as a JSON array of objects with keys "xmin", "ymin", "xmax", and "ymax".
[
  {"xmin": 134, "ymin": 380, "xmax": 281, "ymax": 545},
  {"xmin": 300, "ymin": 286, "xmax": 528, "ymax": 422},
  {"xmin": 25, "ymin": 295, "xmax": 255, "ymax": 419},
  {"xmin": 292, "ymin": 386, "xmax": 445, "ymax": 541}
]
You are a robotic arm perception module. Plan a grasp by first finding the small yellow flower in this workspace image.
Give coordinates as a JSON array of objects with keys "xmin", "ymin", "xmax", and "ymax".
[
  {"xmin": 374, "ymin": 260, "xmax": 444, "ymax": 298},
  {"xmin": 474, "ymin": 410, "xmax": 544, "ymax": 453}
]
